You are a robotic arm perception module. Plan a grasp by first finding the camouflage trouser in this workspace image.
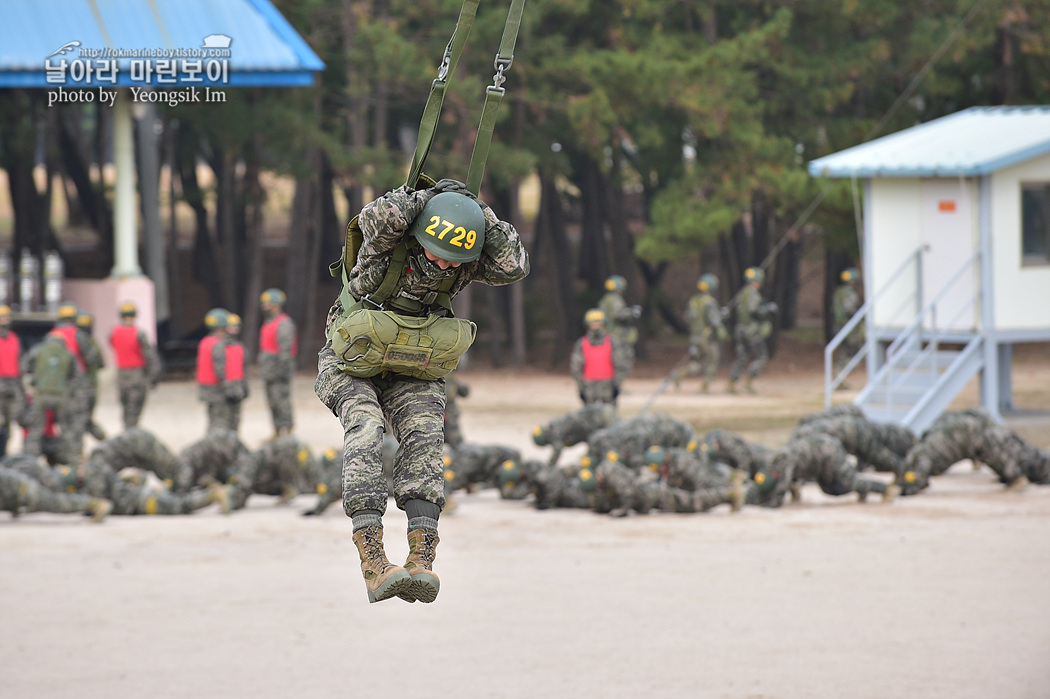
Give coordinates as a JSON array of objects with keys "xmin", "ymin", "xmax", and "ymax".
[
  {"xmin": 65, "ymin": 377, "xmax": 93, "ymax": 455},
  {"xmin": 0, "ymin": 467, "xmax": 94, "ymax": 516},
  {"xmin": 579, "ymin": 380, "xmax": 617, "ymax": 406},
  {"xmin": 110, "ymin": 481, "xmax": 213, "ymax": 516},
  {"xmin": 265, "ymin": 377, "xmax": 294, "ymax": 431},
  {"xmin": 730, "ymin": 325, "xmax": 769, "ymax": 381},
  {"xmin": 833, "ymin": 331, "xmax": 865, "ymax": 375},
  {"xmin": 118, "ymin": 369, "xmax": 150, "ymax": 428},
  {"xmin": 683, "ymin": 337, "xmax": 720, "ymax": 384},
  {"xmin": 24, "ymin": 394, "xmax": 75, "ymax": 463},
  {"xmin": 656, "ymin": 482, "xmax": 732, "ymax": 513},
  {"xmin": 205, "ymin": 399, "xmax": 242, "ymax": 433},
  {"xmin": 0, "ymin": 379, "xmax": 24, "ymax": 431},
  {"xmin": 314, "ymin": 346, "xmax": 446, "ymax": 516},
  {"xmin": 816, "ymin": 458, "xmax": 886, "ymax": 498}
]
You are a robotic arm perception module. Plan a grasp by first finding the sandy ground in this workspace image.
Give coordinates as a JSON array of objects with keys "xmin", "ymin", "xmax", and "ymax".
[{"xmin": 2, "ymin": 346, "xmax": 1050, "ymax": 699}]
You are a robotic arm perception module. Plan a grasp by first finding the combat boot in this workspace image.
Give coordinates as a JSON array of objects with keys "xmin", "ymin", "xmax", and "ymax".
[
  {"xmin": 700, "ymin": 379, "xmax": 710, "ymax": 394},
  {"xmin": 87, "ymin": 498, "xmax": 112, "ymax": 523},
  {"xmin": 882, "ymin": 483, "xmax": 901, "ymax": 503},
  {"xmin": 729, "ymin": 469, "xmax": 746, "ymax": 512},
  {"xmin": 352, "ymin": 525, "xmax": 410, "ymax": 603},
  {"xmin": 399, "ymin": 528, "xmax": 440, "ymax": 604},
  {"xmin": 1006, "ymin": 475, "xmax": 1030, "ymax": 492},
  {"xmin": 208, "ymin": 482, "xmax": 231, "ymax": 514},
  {"xmin": 726, "ymin": 380, "xmax": 738, "ymax": 395},
  {"xmin": 743, "ymin": 375, "xmax": 756, "ymax": 395}
]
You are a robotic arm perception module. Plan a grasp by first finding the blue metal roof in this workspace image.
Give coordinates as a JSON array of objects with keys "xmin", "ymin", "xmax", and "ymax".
[
  {"xmin": 808, "ymin": 106, "xmax": 1050, "ymax": 178},
  {"xmin": 0, "ymin": 0, "xmax": 324, "ymax": 88}
]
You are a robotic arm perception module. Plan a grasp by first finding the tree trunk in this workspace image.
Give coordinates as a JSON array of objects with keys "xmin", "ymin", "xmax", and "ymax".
[{"xmin": 537, "ymin": 169, "xmax": 578, "ymax": 367}]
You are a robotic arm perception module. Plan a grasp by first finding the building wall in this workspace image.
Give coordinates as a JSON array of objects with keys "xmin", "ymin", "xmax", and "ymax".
[
  {"xmin": 869, "ymin": 178, "xmax": 924, "ymax": 328},
  {"xmin": 990, "ymin": 153, "xmax": 1050, "ymax": 332}
]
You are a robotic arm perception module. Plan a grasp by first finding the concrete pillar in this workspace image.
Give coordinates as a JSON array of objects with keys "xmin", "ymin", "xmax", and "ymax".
[{"xmin": 111, "ymin": 94, "xmax": 142, "ymax": 278}]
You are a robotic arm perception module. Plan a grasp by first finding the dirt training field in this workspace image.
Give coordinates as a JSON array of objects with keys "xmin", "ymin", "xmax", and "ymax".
[{"xmin": 2, "ymin": 342, "xmax": 1049, "ymax": 699}]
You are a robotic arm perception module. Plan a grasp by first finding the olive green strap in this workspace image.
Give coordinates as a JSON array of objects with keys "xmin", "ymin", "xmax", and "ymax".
[
  {"xmin": 406, "ymin": 0, "xmax": 481, "ymax": 191},
  {"xmin": 466, "ymin": 0, "xmax": 526, "ymax": 195}
]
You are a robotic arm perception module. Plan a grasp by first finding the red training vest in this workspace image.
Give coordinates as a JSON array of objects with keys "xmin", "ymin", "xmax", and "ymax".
[
  {"xmin": 110, "ymin": 325, "xmax": 146, "ymax": 369},
  {"xmin": 581, "ymin": 336, "xmax": 615, "ymax": 381},
  {"xmin": 196, "ymin": 335, "xmax": 221, "ymax": 385},
  {"xmin": 50, "ymin": 325, "xmax": 85, "ymax": 370},
  {"xmin": 225, "ymin": 343, "xmax": 245, "ymax": 381},
  {"xmin": 0, "ymin": 333, "xmax": 21, "ymax": 378},
  {"xmin": 259, "ymin": 313, "xmax": 298, "ymax": 357}
]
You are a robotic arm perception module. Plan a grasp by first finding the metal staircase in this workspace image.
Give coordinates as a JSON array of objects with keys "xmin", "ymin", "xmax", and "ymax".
[{"xmin": 826, "ymin": 249, "xmax": 985, "ymax": 433}]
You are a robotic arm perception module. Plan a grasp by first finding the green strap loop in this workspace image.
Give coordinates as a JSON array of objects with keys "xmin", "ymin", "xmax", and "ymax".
[{"xmin": 406, "ymin": 0, "xmax": 481, "ymax": 190}]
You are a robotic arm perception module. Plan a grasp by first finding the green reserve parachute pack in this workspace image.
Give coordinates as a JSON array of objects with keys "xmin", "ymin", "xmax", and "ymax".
[{"xmin": 327, "ymin": 0, "xmax": 525, "ymax": 380}]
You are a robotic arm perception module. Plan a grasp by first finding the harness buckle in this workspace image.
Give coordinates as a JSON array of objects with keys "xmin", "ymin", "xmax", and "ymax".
[
  {"xmin": 360, "ymin": 294, "xmax": 385, "ymax": 311},
  {"xmin": 491, "ymin": 55, "xmax": 513, "ymax": 91}
]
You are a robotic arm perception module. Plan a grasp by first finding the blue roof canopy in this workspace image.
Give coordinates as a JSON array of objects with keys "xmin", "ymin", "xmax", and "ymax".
[
  {"xmin": 0, "ymin": 0, "xmax": 325, "ymax": 88},
  {"xmin": 809, "ymin": 106, "xmax": 1050, "ymax": 178}
]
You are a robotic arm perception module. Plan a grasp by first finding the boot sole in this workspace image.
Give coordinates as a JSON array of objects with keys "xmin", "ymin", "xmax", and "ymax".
[
  {"xmin": 398, "ymin": 573, "xmax": 440, "ymax": 604},
  {"xmin": 367, "ymin": 570, "xmax": 412, "ymax": 604}
]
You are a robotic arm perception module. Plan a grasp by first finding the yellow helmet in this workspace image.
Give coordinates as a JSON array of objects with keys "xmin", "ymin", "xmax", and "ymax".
[
  {"xmin": 119, "ymin": 301, "xmax": 138, "ymax": 316},
  {"xmin": 76, "ymin": 312, "xmax": 93, "ymax": 328},
  {"xmin": 226, "ymin": 313, "xmax": 242, "ymax": 327},
  {"xmin": 744, "ymin": 267, "xmax": 765, "ymax": 283},
  {"xmin": 260, "ymin": 288, "xmax": 286, "ymax": 305},
  {"xmin": 204, "ymin": 308, "xmax": 229, "ymax": 329},
  {"xmin": 697, "ymin": 273, "xmax": 718, "ymax": 292},
  {"xmin": 840, "ymin": 267, "xmax": 860, "ymax": 283},
  {"xmin": 0, "ymin": 305, "xmax": 10, "ymax": 317},
  {"xmin": 57, "ymin": 302, "xmax": 79, "ymax": 319},
  {"xmin": 584, "ymin": 308, "xmax": 606, "ymax": 326},
  {"xmin": 604, "ymin": 275, "xmax": 626, "ymax": 292}
]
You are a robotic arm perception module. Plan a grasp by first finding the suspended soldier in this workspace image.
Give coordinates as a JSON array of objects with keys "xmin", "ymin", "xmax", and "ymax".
[
  {"xmin": 0, "ymin": 305, "xmax": 24, "ymax": 455},
  {"xmin": 598, "ymin": 274, "xmax": 641, "ymax": 369},
  {"xmin": 109, "ymin": 301, "xmax": 161, "ymax": 429},
  {"xmin": 258, "ymin": 288, "xmax": 298, "ymax": 439},
  {"xmin": 570, "ymin": 308, "xmax": 631, "ymax": 408},
  {"xmin": 728, "ymin": 267, "xmax": 777, "ymax": 394},
  {"xmin": 674, "ymin": 273, "xmax": 728, "ymax": 393},
  {"xmin": 75, "ymin": 311, "xmax": 106, "ymax": 441},
  {"xmin": 314, "ymin": 180, "xmax": 529, "ymax": 603},
  {"xmin": 832, "ymin": 267, "xmax": 864, "ymax": 385}
]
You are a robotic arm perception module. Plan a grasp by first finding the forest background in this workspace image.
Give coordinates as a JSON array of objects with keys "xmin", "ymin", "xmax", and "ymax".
[{"xmin": 1, "ymin": 0, "xmax": 1048, "ymax": 371}]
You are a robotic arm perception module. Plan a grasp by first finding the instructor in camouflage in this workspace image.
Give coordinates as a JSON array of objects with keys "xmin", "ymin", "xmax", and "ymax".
[{"xmin": 258, "ymin": 288, "xmax": 298, "ymax": 438}]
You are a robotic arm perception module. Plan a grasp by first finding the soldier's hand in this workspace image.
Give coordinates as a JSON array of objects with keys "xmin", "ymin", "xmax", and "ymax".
[
  {"xmin": 432, "ymin": 178, "xmax": 474, "ymax": 198},
  {"xmin": 630, "ymin": 305, "xmax": 642, "ymax": 320}
]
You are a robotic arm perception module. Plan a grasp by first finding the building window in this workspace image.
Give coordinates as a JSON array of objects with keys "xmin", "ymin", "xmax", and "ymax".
[{"xmin": 1021, "ymin": 183, "xmax": 1050, "ymax": 265}]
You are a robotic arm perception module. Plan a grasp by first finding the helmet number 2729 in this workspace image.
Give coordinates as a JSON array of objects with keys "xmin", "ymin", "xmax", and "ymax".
[{"xmin": 424, "ymin": 215, "xmax": 477, "ymax": 250}]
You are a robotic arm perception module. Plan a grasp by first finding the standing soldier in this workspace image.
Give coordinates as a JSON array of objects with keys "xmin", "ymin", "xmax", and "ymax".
[
  {"xmin": 570, "ymin": 309, "xmax": 631, "ymax": 407},
  {"xmin": 728, "ymin": 267, "xmax": 777, "ymax": 394},
  {"xmin": 109, "ymin": 302, "xmax": 161, "ymax": 429},
  {"xmin": 222, "ymin": 314, "xmax": 248, "ymax": 433},
  {"xmin": 197, "ymin": 308, "xmax": 232, "ymax": 433},
  {"xmin": 258, "ymin": 288, "xmax": 297, "ymax": 439},
  {"xmin": 75, "ymin": 311, "xmax": 106, "ymax": 441},
  {"xmin": 21, "ymin": 332, "xmax": 80, "ymax": 462},
  {"xmin": 0, "ymin": 306, "xmax": 24, "ymax": 455},
  {"xmin": 598, "ymin": 274, "xmax": 641, "ymax": 369},
  {"xmin": 832, "ymin": 267, "xmax": 864, "ymax": 385},
  {"xmin": 313, "ymin": 178, "xmax": 529, "ymax": 604},
  {"xmin": 676, "ymin": 273, "xmax": 728, "ymax": 393},
  {"xmin": 49, "ymin": 302, "xmax": 101, "ymax": 456}
]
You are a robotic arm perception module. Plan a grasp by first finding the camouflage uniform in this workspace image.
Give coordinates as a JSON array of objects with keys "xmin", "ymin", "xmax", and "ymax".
[
  {"xmin": 597, "ymin": 457, "xmax": 737, "ymax": 515},
  {"xmin": 701, "ymin": 429, "xmax": 774, "ymax": 478},
  {"xmin": 445, "ymin": 442, "xmax": 522, "ymax": 492},
  {"xmin": 654, "ymin": 446, "xmax": 736, "ymax": 491},
  {"xmin": 20, "ymin": 334, "xmax": 81, "ymax": 463},
  {"xmin": 0, "ymin": 465, "xmax": 107, "ymax": 519},
  {"xmin": 532, "ymin": 402, "xmax": 618, "ymax": 465},
  {"xmin": 496, "ymin": 458, "xmax": 543, "ymax": 501},
  {"xmin": 598, "ymin": 284, "xmax": 638, "ymax": 368},
  {"xmin": 81, "ymin": 427, "xmax": 193, "ymax": 493},
  {"xmin": 774, "ymin": 432, "xmax": 891, "ymax": 501},
  {"xmin": 249, "ymin": 435, "xmax": 322, "ymax": 501},
  {"xmin": 175, "ymin": 429, "xmax": 256, "ymax": 499},
  {"xmin": 728, "ymin": 283, "xmax": 773, "ymax": 388},
  {"xmin": 198, "ymin": 330, "xmax": 233, "ymax": 432},
  {"xmin": 76, "ymin": 322, "xmax": 107, "ymax": 441},
  {"xmin": 792, "ymin": 415, "xmax": 909, "ymax": 474},
  {"xmin": 258, "ymin": 304, "xmax": 297, "ymax": 435},
  {"xmin": 897, "ymin": 409, "xmax": 995, "ymax": 495},
  {"xmin": 532, "ymin": 461, "xmax": 607, "ymax": 511},
  {"xmin": 832, "ymin": 277, "xmax": 864, "ymax": 376},
  {"xmin": 570, "ymin": 325, "xmax": 631, "ymax": 407},
  {"xmin": 680, "ymin": 288, "xmax": 727, "ymax": 390},
  {"xmin": 314, "ymin": 183, "xmax": 528, "ymax": 521},
  {"xmin": 111, "ymin": 321, "xmax": 161, "ymax": 429},
  {"xmin": 443, "ymin": 373, "xmax": 470, "ymax": 447},
  {"xmin": 587, "ymin": 412, "xmax": 696, "ymax": 469}
]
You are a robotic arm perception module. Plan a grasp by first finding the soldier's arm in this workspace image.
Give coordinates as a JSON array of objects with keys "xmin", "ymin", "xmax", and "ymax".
[
  {"xmin": 473, "ymin": 206, "xmax": 530, "ymax": 286},
  {"xmin": 277, "ymin": 317, "xmax": 296, "ymax": 363},
  {"xmin": 211, "ymin": 340, "xmax": 228, "ymax": 390},
  {"xmin": 356, "ymin": 185, "xmax": 433, "ymax": 255},
  {"xmin": 140, "ymin": 331, "xmax": 162, "ymax": 384},
  {"xmin": 569, "ymin": 340, "xmax": 585, "ymax": 383}
]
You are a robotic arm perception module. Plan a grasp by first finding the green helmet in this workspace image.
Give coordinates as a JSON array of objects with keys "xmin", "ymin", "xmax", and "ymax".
[
  {"xmin": 840, "ymin": 267, "xmax": 860, "ymax": 283},
  {"xmin": 604, "ymin": 275, "xmax": 626, "ymax": 292},
  {"xmin": 697, "ymin": 273, "xmax": 718, "ymax": 292},
  {"xmin": 644, "ymin": 445, "xmax": 666, "ymax": 470},
  {"xmin": 204, "ymin": 308, "xmax": 229, "ymax": 329},
  {"xmin": 577, "ymin": 467, "xmax": 597, "ymax": 493},
  {"xmin": 260, "ymin": 288, "xmax": 286, "ymax": 306},
  {"xmin": 744, "ymin": 266, "xmax": 765, "ymax": 283},
  {"xmin": 409, "ymin": 192, "xmax": 486, "ymax": 264},
  {"xmin": 498, "ymin": 459, "xmax": 521, "ymax": 486},
  {"xmin": 531, "ymin": 425, "xmax": 550, "ymax": 447}
]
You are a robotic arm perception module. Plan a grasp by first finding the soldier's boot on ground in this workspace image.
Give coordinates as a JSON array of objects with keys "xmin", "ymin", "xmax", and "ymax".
[
  {"xmin": 1006, "ymin": 475, "xmax": 1030, "ymax": 492},
  {"xmin": 277, "ymin": 484, "xmax": 298, "ymax": 505},
  {"xmin": 729, "ymin": 469, "xmax": 746, "ymax": 512},
  {"xmin": 789, "ymin": 482, "xmax": 802, "ymax": 502},
  {"xmin": 744, "ymin": 375, "xmax": 756, "ymax": 395},
  {"xmin": 671, "ymin": 369, "xmax": 681, "ymax": 390},
  {"xmin": 208, "ymin": 483, "xmax": 231, "ymax": 514},
  {"xmin": 726, "ymin": 379, "xmax": 738, "ymax": 395},
  {"xmin": 352, "ymin": 525, "xmax": 411, "ymax": 603},
  {"xmin": 882, "ymin": 483, "xmax": 901, "ymax": 503},
  {"xmin": 700, "ymin": 379, "xmax": 710, "ymax": 394},
  {"xmin": 87, "ymin": 498, "xmax": 112, "ymax": 523},
  {"xmin": 398, "ymin": 528, "xmax": 440, "ymax": 604}
]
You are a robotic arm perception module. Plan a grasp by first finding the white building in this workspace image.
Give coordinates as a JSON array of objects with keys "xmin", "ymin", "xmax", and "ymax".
[{"xmin": 809, "ymin": 106, "xmax": 1050, "ymax": 430}]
